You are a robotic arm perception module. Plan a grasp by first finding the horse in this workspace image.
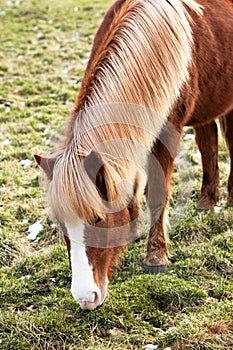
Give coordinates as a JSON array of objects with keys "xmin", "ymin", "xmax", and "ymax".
[{"xmin": 35, "ymin": 0, "xmax": 233, "ymax": 310}]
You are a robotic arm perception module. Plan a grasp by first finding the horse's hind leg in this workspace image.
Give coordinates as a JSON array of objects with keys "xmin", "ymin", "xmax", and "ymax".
[
  {"xmin": 144, "ymin": 123, "xmax": 181, "ymax": 273},
  {"xmin": 220, "ymin": 110, "xmax": 233, "ymax": 206},
  {"xmin": 194, "ymin": 121, "xmax": 219, "ymax": 210}
]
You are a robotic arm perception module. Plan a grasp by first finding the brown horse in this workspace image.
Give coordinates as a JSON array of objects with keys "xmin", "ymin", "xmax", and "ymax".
[{"xmin": 35, "ymin": 0, "xmax": 233, "ymax": 310}]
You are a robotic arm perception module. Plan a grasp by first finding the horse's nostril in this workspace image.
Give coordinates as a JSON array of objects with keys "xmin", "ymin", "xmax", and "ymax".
[{"xmin": 92, "ymin": 291, "xmax": 99, "ymax": 304}]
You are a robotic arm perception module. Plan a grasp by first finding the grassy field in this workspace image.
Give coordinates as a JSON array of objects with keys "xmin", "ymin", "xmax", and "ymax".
[{"xmin": 0, "ymin": 0, "xmax": 233, "ymax": 349}]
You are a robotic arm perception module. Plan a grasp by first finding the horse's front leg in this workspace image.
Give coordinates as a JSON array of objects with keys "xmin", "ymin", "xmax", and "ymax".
[{"xmin": 144, "ymin": 126, "xmax": 181, "ymax": 273}]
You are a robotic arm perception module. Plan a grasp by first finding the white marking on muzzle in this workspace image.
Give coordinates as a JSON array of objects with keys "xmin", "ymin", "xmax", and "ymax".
[{"xmin": 66, "ymin": 220, "xmax": 102, "ymax": 309}]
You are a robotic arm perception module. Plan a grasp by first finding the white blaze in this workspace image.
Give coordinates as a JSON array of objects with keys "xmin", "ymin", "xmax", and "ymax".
[{"xmin": 66, "ymin": 220, "xmax": 101, "ymax": 308}]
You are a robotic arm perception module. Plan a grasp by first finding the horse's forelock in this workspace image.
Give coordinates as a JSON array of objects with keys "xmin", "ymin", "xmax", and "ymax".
[
  {"xmin": 47, "ymin": 155, "xmax": 97, "ymax": 225},
  {"xmin": 47, "ymin": 152, "xmax": 131, "ymax": 225}
]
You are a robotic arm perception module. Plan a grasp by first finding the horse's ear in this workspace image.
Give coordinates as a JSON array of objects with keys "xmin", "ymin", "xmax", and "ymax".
[
  {"xmin": 34, "ymin": 154, "xmax": 56, "ymax": 181},
  {"xmin": 84, "ymin": 151, "xmax": 117, "ymax": 201}
]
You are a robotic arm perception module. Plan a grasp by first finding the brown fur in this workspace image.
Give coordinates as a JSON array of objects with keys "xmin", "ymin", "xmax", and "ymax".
[{"xmin": 145, "ymin": 0, "xmax": 233, "ymax": 265}]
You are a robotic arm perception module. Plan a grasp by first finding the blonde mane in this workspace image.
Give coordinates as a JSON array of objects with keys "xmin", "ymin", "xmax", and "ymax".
[{"xmin": 48, "ymin": 0, "xmax": 202, "ymax": 224}]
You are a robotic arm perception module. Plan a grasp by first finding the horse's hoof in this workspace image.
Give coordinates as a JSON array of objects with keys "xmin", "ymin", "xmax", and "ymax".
[
  {"xmin": 196, "ymin": 207, "xmax": 207, "ymax": 212},
  {"xmin": 144, "ymin": 264, "xmax": 168, "ymax": 274},
  {"xmin": 196, "ymin": 197, "xmax": 216, "ymax": 211},
  {"xmin": 196, "ymin": 203, "xmax": 214, "ymax": 211}
]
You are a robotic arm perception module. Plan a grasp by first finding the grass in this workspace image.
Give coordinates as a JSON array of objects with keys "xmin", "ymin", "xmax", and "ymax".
[{"xmin": 0, "ymin": 0, "xmax": 233, "ymax": 349}]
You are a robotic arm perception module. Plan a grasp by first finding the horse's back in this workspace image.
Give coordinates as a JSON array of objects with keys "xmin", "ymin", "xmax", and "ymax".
[{"xmin": 186, "ymin": 0, "xmax": 233, "ymax": 126}]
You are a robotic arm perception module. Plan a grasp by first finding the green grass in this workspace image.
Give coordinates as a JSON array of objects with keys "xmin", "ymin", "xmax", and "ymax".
[{"xmin": 1, "ymin": 0, "xmax": 233, "ymax": 349}]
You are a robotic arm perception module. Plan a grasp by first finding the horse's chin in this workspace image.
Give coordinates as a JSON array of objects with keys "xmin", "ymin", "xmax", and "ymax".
[{"xmin": 79, "ymin": 299, "xmax": 103, "ymax": 311}]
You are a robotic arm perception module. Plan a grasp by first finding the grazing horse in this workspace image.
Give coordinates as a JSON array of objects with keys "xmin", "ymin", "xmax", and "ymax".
[{"xmin": 35, "ymin": 0, "xmax": 233, "ymax": 310}]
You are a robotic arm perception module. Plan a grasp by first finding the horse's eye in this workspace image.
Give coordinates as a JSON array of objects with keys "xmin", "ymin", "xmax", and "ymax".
[{"xmin": 95, "ymin": 216, "xmax": 102, "ymax": 224}]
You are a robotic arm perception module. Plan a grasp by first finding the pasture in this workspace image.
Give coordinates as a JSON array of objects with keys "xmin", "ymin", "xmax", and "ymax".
[{"xmin": 0, "ymin": 0, "xmax": 233, "ymax": 349}]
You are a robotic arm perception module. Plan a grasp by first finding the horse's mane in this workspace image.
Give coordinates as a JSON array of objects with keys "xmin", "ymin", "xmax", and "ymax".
[
  {"xmin": 48, "ymin": 0, "xmax": 202, "ymax": 224},
  {"xmin": 72, "ymin": 0, "xmax": 202, "ymax": 127}
]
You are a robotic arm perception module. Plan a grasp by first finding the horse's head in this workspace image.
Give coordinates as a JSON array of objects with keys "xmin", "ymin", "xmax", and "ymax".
[{"xmin": 35, "ymin": 150, "xmax": 143, "ymax": 310}]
